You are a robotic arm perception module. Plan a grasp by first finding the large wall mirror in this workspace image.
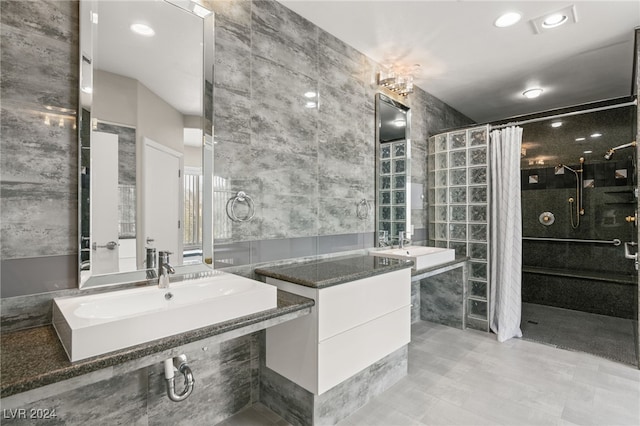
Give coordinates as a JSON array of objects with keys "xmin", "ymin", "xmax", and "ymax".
[
  {"xmin": 375, "ymin": 93, "xmax": 411, "ymax": 247},
  {"xmin": 78, "ymin": 0, "xmax": 214, "ymax": 288}
]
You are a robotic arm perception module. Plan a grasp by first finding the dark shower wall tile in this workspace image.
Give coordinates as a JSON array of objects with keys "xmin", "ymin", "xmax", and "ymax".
[{"xmin": 522, "ymin": 272, "xmax": 635, "ymax": 319}]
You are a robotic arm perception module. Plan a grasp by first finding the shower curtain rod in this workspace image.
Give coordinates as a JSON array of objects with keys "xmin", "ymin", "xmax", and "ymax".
[{"xmin": 490, "ymin": 99, "xmax": 637, "ymax": 130}]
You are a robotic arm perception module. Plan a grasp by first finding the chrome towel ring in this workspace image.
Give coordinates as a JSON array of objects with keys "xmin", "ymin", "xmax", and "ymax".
[
  {"xmin": 226, "ymin": 191, "xmax": 255, "ymax": 222},
  {"xmin": 357, "ymin": 198, "xmax": 370, "ymax": 220}
]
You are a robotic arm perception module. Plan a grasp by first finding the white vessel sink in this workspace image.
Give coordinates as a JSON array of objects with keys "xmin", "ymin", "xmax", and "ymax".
[
  {"xmin": 370, "ymin": 246, "xmax": 456, "ymax": 271},
  {"xmin": 53, "ymin": 271, "xmax": 277, "ymax": 362}
]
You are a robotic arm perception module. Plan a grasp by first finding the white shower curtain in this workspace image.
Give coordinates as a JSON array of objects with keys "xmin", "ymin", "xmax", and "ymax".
[{"xmin": 489, "ymin": 126, "xmax": 523, "ymax": 342}]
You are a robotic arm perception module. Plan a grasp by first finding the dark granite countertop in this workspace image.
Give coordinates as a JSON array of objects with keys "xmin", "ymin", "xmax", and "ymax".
[
  {"xmin": 255, "ymin": 254, "xmax": 413, "ymax": 289},
  {"xmin": 0, "ymin": 290, "xmax": 313, "ymax": 398}
]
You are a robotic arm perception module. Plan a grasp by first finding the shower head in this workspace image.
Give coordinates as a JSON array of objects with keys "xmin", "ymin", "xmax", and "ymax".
[{"xmin": 604, "ymin": 141, "xmax": 636, "ymax": 160}]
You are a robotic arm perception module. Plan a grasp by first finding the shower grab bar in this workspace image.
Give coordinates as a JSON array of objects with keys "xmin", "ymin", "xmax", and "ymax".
[{"xmin": 523, "ymin": 237, "xmax": 621, "ymax": 246}]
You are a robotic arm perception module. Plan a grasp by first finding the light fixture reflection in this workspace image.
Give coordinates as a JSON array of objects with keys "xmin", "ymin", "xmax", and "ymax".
[
  {"xmin": 494, "ymin": 12, "xmax": 521, "ymax": 28},
  {"xmin": 523, "ymin": 88, "xmax": 543, "ymax": 99},
  {"xmin": 130, "ymin": 23, "xmax": 155, "ymax": 37}
]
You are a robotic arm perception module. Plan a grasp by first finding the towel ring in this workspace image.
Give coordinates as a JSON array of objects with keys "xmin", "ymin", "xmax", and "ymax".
[
  {"xmin": 356, "ymin": 198, "xmax": 370, "ymax": 220},
  {"xmin": 226, "ymin": 191, "xmax": 255, "ymax": 222}
]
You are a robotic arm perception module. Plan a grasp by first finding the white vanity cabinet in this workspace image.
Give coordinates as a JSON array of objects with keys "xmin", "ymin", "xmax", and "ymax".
[{"xmin": 265, "ymin": 268, "xmax": 411, "ymax": 395}]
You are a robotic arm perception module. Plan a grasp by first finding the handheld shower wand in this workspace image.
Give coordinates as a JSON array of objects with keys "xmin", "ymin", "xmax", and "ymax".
[{"xmin": 558, "ymin": 157, "xmax": 585, "ymax": 229}]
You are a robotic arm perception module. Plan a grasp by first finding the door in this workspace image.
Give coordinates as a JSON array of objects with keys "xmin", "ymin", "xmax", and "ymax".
[
  {"xmin": 143, "ymin": 138, "xmax": 183, "ymax": 265},
  {"xmin": 91, "ymin": 131, "xmax": 120, "ymax": 274}
]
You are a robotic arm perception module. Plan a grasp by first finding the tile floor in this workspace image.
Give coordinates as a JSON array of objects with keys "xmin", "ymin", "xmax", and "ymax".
[{"xmin": 220, "ymin": 320, "xmax": 640, "ymax": 426}]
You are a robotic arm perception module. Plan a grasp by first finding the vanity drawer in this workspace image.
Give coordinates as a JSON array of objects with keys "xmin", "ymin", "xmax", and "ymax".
[
  {"xmin": 317, "ymin": 268, "xmax": 410, "ymax": 341},
  {"xmin": 317, "ymin": 305, "xmax": 410, "ymax": 394}
]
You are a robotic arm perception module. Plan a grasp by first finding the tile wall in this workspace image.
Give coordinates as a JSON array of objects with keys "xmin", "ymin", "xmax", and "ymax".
[
  {"xmin": 0, "ymin": 0, "xmax": 474, "ymax": 422},
  {"xmin": 0, "ymin": 0, "xmax": 472, "ymax": 299}
]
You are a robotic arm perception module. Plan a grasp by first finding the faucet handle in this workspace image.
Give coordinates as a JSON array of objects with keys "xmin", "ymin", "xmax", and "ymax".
[{"xmin": 159, "ymin": 250, "xmax": 173, "ymax": 263}]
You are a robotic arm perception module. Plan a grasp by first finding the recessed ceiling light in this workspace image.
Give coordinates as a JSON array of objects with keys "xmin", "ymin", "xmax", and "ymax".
[
  {"xmin": 523, "ymin": 88, "xmax": 543, "ymax": 99},
  {"xmin": 591, "ymin": 133, "xmax": 602, "ymax": 138},
  {"xmin": 542, "ymin": 13, "xmax": 568, "ymax": 28},
  {"xmin": 495, "ymin": 12, "xmax": 521, "ymax": 28},
  {"xmin": 130, "ymin": 23, "xmax": 155, "ymax": 37},
  {"xmin": 551, "ymin": 121, "xmax": 562, "ymax": 128},
  {"xmin": 575, "ymin": 137, "xmax": 586, "ymax": 141}
]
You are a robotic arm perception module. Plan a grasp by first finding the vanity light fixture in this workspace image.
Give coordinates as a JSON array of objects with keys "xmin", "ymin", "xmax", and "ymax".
[
  {"xmin": 130, "ymin": 23, "xmax": 155, "ymax": 37},
  {"xmin": 378, "ymin": 65, "xmax": 416, "ymax": 97},
  {"xmin": 523, "ymin": 88, "xmax": 543, "ymax": 99},
  {"xmin": 551, "ymin": 121, "xmax": 563, "ymax": 128},
  {"xmin": 494, "ymin": 12, "xmax": 522, "ymax": 28}
]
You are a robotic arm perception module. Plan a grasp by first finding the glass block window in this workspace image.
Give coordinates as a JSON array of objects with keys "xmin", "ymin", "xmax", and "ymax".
[{"xmin": 427, "ymin": 125, "xmax": 490, "ymax": 332}]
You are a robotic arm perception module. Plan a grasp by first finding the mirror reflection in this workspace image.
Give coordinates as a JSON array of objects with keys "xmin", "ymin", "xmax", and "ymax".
[
  {"xmin": 79, "ymin": 0, "xmax": 213, "ymax": 288},
  {"xmin": 375, "ymin": 93, "xmax": 411, "ymax": 247}
]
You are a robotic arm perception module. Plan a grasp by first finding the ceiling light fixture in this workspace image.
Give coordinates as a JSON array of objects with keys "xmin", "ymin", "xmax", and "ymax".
[
  {"xmin": 494, "ymin": 12, "xmax": 522, "ymax": 28},
  {"xmin": 378, "ymin": 65, "xmax": 417, "ymax": 97},
  {"xmin": 542, "ymin": 13, "xmax": 568, "ymax": 28},
  {"xmin": 130, "ymin": 23, "xmax": 155, "ymax": 37},
  {"xmin": 591, "ymin": 133, "xmax": 602, "ymax": 138},
  {"xmin": 530, "ymin": 5, "xmax": 578, "ymax": 34},
  {"xmin": 575, "ymin": 137, "xmax": 586, "ymax": 141},
  {"xmin": 304, "ymin": 91, "xmax": 317, "ymax": 98},
  {"xmin": 583, "ymin": 150, "xmax": 593, "ymax": 154},
  {"xmin": 551, "ymin": 121, "xmax": 562, "ymax": 128},
  {"xmin": 523, "ymin": 88, "xmax": 543, "ymax": 99}
]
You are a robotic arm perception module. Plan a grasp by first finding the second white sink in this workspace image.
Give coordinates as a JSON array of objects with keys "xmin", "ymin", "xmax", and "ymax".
[{"xmin": 370, "ymin": 246, "xmax": 456, "ymax": 270}]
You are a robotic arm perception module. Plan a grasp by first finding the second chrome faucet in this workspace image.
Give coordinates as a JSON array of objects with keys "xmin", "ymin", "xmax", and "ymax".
[{"xmin": 158, "ymin": 250, "xmax": 176, "ymax": 288}]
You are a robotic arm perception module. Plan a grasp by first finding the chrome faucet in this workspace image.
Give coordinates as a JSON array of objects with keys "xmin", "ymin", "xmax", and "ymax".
[
  {"xmin": 158, "ymin": 251, "xmax": 175, "ymax": 289},
  {"xmin": 398, "ymin": 231, "xmax": 411, "ymax": 249},
  {"xmin": 378, "ymin": 230, "xmax": 390, "ymax": 247}
]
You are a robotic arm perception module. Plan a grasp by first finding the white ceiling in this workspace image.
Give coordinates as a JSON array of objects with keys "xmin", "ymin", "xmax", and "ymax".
[{"xmin": 278, "ymin": 0, "xmax": 640, "ymax": 123}]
